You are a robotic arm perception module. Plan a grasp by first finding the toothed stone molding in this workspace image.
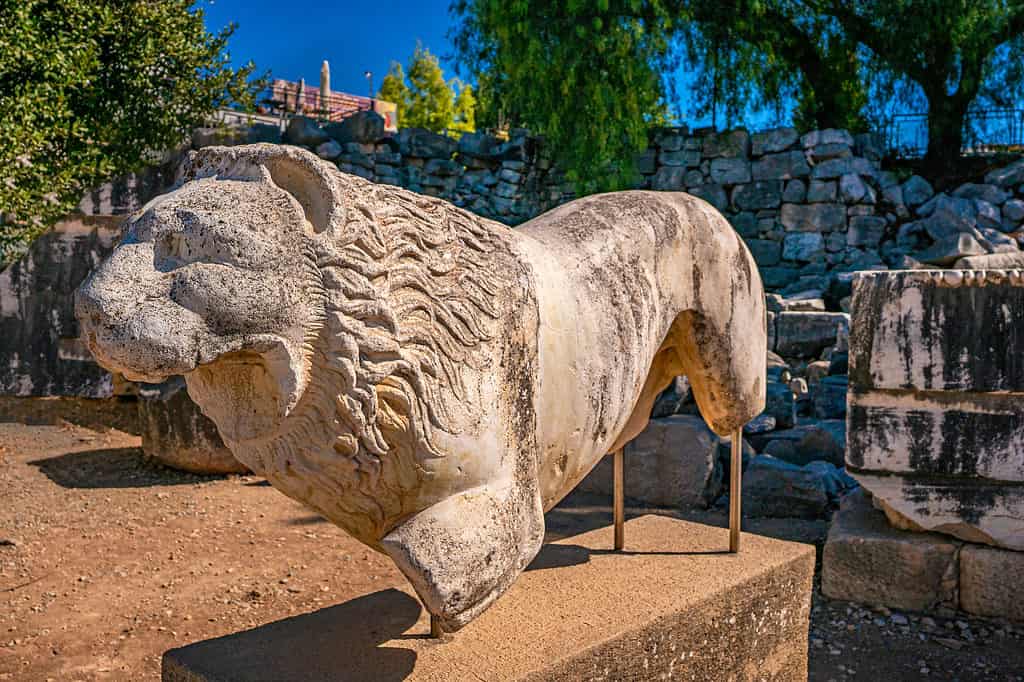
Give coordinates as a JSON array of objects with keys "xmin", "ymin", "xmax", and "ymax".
[
  {"xmin": 854, "ymin": 268, "xmax": 1024, "ymax": 288},
  {"xmin": 847, "ymin": 269, "xmax": 1024, "ymax": 550}
]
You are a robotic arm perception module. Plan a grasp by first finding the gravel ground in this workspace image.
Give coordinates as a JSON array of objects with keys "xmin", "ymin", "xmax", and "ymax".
[{"xmin": 2, "ymin": 397, "xmax": 1023, "ymax": 681}]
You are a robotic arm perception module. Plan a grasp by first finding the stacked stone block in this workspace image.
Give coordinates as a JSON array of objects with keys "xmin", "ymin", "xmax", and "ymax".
[
  {"xmin": 636, "ymin": 126, "xmax": 893, "ymax": 298},
  {"xmin": 823, "ymin": 269, "xmax": 1024, "ymax": 621}
]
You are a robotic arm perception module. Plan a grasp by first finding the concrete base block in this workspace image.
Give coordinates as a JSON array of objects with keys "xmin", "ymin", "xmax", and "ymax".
[
  {"xmin": 163, "ymin": 515, "xmax": 814, "ymax": 681},
  {"xmin": 961, "ymin": 544, "xmax": 1024, "ymax": 621},
  {"xmin": 822, "ymin": 489, "xmax": 959, "ymax": 611}
]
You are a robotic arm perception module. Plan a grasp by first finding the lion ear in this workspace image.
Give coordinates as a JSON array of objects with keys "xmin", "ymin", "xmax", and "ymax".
[{"xmin": 182, "ymin": 144, "xmax": 346, "ymax": 236}]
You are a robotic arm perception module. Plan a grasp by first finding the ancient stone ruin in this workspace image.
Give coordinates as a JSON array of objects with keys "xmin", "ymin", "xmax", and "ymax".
[{"xmin": 824, "ymin": 269, "xmax": 1024, "ymax": 622}]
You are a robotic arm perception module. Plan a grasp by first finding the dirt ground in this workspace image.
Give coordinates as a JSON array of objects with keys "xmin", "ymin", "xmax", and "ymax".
[{"xmin": 2, "ymin": 398, "xmax": 1023, "ymax": 681}]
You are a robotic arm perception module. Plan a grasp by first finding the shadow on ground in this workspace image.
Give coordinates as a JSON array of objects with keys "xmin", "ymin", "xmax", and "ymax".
[
  {"xmin": 527, "ymin": 543, "xmax": 730, "ymax": 571},
  {"xmin": 546, "ymin": 489, "xmax": 829, "ymax": 556},
  {"xmin": 0, "ymin": 396, "xmax": 141, "ymax": 434},
  {"xmin": 29, "ymin": 447, "xmax": 220, "ymax": 488},
  {"xmin": 163, "ymin": 588, "xmax": 422, "ymax": 682}
]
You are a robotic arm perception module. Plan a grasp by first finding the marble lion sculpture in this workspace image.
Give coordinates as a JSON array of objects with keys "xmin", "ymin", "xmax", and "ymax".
[{"xmin": 76, "ymin": 144, "xmax": 766, "ymax": 631}]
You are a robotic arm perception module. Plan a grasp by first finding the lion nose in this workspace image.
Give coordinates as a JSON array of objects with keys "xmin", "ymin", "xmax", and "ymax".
[{"xmin": 74, "ymin": 242, "xmax": 201, "ymax": 382}]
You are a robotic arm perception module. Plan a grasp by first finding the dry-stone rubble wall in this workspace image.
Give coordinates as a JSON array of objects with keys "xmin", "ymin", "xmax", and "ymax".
[{"xmin": 80, "ymin": 113, "xmax": 1024, "ymax": 307}]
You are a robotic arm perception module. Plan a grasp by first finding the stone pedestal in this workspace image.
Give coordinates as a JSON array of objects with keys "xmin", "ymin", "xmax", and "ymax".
[
  {"xmin": 822, "ymin": 490, "xmax": 959, "ymax": 612},
  {"xmin": 823, "ymin": 489, "xmax": 1024, "ymax": 622},
  {"xmin": 847, "ymin": 269, "xmax": 1024, "ymax": 550},
  {"xmin": 162, "ymin": 515, "xmax": 814, "ymax": 681}
]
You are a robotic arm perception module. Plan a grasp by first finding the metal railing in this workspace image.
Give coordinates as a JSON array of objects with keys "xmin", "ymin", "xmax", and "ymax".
[
  {"xmin": 261, "ymin": 80, "xmax": 375, "ymax": 123},
  {"xmin": 216, "ymin": 81, "xmax": 398, "ymax": 133},
  {"xmin": 885, "ymin": 108, "xmax": 1024, "ymax": 158}
]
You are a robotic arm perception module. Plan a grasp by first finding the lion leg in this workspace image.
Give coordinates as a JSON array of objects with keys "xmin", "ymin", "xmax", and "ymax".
[{"xmin": 380, "ymin": 476, "xmax": 545, "ymax": 633}]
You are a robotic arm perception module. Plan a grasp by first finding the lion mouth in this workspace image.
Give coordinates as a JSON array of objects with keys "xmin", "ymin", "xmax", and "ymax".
[{"xmin": 183, "ymin": 339, "xmax": 306, "ymax": 444}]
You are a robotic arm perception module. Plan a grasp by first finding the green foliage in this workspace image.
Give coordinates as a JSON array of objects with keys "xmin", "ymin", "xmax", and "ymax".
[
  {"xmin": 821, "ymin": 0, "xmax": 1024, "ymax": 167},
  {"xmin": 0, "ymin": 0, "xmax": 262, "ymax": 264},
  {"xmin": 378, "ymin": 44, "xmax": 473, "ymax": 135},
  {"xmin": 452, "ymin": 0, "xmax": 674, "ymax": 192},
  {"xmin": 678, "ymin": 2, "xmax": 868, "ymax": 133},
  {"xmin": 451, "ymin": 81, "xmax": 477, "ymax": 135},
  {"xmin": 453, "ymin": 0, "xmax": 1024, "ymax": 185},
  {"xmin": 378, "ymin": 62, "xmax": 412, "ymax": 128},
  {"xmin": 406, "ymin": 45, "xmax": 456, "ymax": 132}
]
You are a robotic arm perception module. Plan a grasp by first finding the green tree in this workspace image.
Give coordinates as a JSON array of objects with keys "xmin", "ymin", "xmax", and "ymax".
[
  {"xmin": 405, "ymin": 44, "xmax": 455, "ymax": 132},
  {"xmin": 378, "ymin": 62, "xmax": 412, "ymax": 128},
  {"xmin": 453, "ymin": 0, "xmax": 1024, "ymax": 184},
  {"xmin": 679, "ymin": 1, "xmax": 868, "ymax": 133},
  {"xmin": 821, "ymin": 1, "xmax": 1024, "ymax": 169},
  {"xmin": 377, "ymin": 44, "xmax": 475, "ymax": 135},
  {"xmin": 452, "ymin": 1, "xmax": 673, "ymax": 191},
  {"xmin": 451, "ymin": 81, "xmax": 477, "ymax": 135},
  {"xmin": 0, "ymin": 0, "xmax": 261, "ymax": 264}
]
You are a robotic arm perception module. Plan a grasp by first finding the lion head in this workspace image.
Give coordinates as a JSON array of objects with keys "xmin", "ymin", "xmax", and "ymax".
[{"xmin": 77, "ymin": 144, "xmax": 511, "ymax": 540}]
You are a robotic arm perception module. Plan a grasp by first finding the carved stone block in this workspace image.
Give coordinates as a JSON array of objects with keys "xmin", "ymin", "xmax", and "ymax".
[
  {"xmin": 162, "ymin": 515, "xmax": 813, "ymax": 681},
  {"xmin": 848, "ymin": 270, "xmax": 1024, "ymax": 550}
]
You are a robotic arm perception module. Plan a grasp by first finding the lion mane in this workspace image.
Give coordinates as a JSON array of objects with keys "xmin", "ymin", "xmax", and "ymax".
[{"xmin": 242, "ymin": 165, "xmax": 514, "ymax": 542}]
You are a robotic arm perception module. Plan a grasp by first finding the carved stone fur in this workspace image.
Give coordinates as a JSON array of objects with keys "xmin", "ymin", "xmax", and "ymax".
[{"xmin": 76, "ymin": 144, "xmax": 766, "ymax": 631}]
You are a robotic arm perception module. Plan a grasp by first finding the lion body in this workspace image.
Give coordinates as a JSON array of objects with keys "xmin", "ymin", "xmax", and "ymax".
[{"xmin": 77, "ymin": 144, "xmax": 766, "ymax": 629}]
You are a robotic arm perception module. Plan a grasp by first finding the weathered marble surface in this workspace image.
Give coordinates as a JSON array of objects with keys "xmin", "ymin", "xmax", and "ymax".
[
  {"xmin": 848, "ymin": 269, "xmax": 1024, "ymax": 550},
  {"xmin": 76, "ymin": 144, "xmax": 766, "ymax": 630}
]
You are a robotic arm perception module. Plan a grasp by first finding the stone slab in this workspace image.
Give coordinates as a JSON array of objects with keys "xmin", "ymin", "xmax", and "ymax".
[
  {"xmin": 0, "ymin": 215, "xmax": 125, "ymax": 397},
  {"xmin": 575, "ymin": 415, "xmax": 722, "ymax": 508},
  {"xmin": 139, "ymin": 378, "xmax": 246, "ymax": 475},
  {"xmin": 854, "ymin": 470, "xmax": 1024, "ymax": 551},
  {"xmin": 822, "ymin": 489, "xmax": 959, "ymax": 612},
  {"xmin": 960, "ymin": 544, "xmax": 1024, "ymax": 621},
  {"xmin": 775, "ymin": 311, "xmax": 848, "ymax": 358},
  {"xmin": 850, "ymin": 269, "xmax": 1024, "ymax": 393},
  {"xmin": 847, "ymin": 391, "xmax": 1024, "ymax": 482},
  {"xmin": 163, "ymin": 515, "xmax": 814, "ymax": 681},
  {"xmin": 847, "ymin": 269, "xmax": 1024, "ymax": 551}
]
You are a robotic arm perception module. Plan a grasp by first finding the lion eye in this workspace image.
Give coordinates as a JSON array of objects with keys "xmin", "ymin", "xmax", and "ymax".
[{"xmin": 155, "ymin": 232, "xmax": 191, "ymax": 270}]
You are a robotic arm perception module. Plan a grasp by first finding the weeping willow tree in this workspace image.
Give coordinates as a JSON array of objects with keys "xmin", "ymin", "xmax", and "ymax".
[
  {"xmin": 452, "ymin": 0, "xmax": 677, "ymax": 192},
  {"xmin": 453, "ymin": 0, "xmax": 1024, "ymax": 185}
]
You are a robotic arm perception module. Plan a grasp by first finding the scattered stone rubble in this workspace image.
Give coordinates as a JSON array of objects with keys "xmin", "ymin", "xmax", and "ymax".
[{"xmin": 581, "ymin": 305, "xmax": 857, "ymax": 521}]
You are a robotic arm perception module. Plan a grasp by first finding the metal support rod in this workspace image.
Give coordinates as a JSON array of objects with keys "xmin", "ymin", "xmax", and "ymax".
[
  {"xmin": 430, "ymin": 614, "xmax": 443, "ymax": 639},
  {"xmin": 613, "ymin": 448, "xmax": 625, "ymax": 551},
  {"xmin": 729, "ymin": 428, "xmax": 743, "ymax": 553}
]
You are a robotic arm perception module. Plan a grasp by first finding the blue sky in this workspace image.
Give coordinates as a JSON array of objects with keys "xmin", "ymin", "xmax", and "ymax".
[
  {"xmin": 198, "ymin": 0, "xmax": 785, "ymax": 130},
  {"xmin": 201, "ymin": 0, "xmax": 458, "ymax": 97}
]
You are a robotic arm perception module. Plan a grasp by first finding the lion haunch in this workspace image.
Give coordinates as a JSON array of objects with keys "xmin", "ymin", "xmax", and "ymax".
[{"xmin": 76, "ymin": 144, "xmax": 766, "ymax": 631}]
